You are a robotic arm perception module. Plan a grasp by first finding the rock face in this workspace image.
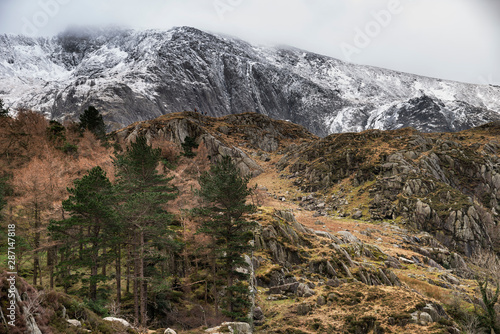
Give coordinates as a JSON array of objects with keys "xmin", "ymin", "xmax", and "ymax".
[
  {"xmin": 1, "ymin": 26, "xmax": 500, "ymax": 135},
  {"xmin": 255, "ymin": 210, "xmax": 402, "ymax": 293},
  {"xmin": 278, "ymin": 124, "xmax": 500, "ymax": 256},
  {"xmin": 112, "ymin": 111, "xmax": 273, "ymax": 176}
]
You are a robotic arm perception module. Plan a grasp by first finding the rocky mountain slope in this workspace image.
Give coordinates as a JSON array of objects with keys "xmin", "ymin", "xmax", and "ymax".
[
  {"xmin": 2, "ymin": 111, "xmax": 500, "ymax": 333},
  {"xmin": 277, "ymin": 123, "xmax": 500, "ymax": 257},
  {"xmin": 1, "ymin": 26, "xmax": 499, "ymax": 135},
  {"xmin": 112, "ymin": 111, "xmax": 500, "ymax": 257},
  {"xmin": 110, "ymin": 111, "xmax": 499, "ymax": 333}
]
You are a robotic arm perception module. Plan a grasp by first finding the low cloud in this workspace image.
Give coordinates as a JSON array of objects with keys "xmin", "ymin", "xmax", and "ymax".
[{"xmin": 0, "ymin": 0, "xmax": 498, "ymax": 85}]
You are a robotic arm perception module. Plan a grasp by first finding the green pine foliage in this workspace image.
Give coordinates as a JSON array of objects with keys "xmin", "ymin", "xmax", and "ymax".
[
  {"xmin": 196, "ymin": 156, "xmax": 256, "ymax": 321},
  {"xmin": 46, "ymin": 120, "xmax": 80, "ymax": 155},
  {"xmin": 113, "ymin": 135, "xmax": 178, "ymax": 325},
  {"xmin": 114, "ymin": 135, "xmax": 178, "ymax": 207},
  {"xmin": 47, "ymin": 120, "xmax": 66, "ymax": 143},
  {"xmin": 79, "ymin": 106, "xmax": 106, "ymax": 139},
  {"xmin": 49, "ymin": 166, "xmax": 118, "ymax": 301},
  {"xmin": 181, "ymin": 136, "xmax": 199, "ymax": 158}
]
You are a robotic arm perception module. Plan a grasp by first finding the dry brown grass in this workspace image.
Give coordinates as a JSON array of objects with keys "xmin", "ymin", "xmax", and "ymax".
[
  {"xmin": 258, "ymin": 282, "xmax": 437, "ymax": 334},
  {"xmin": 398, "ymin": 274, "xmax": 451, "ymax": 303}
]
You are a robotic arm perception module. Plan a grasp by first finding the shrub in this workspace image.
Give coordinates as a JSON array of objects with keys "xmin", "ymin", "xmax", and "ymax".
[{"xmin": 61, "ymin": 142, "xmax": 78, "ymax": 155}]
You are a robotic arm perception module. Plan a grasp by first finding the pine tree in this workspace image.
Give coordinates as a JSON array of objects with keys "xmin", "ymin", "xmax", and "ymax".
[
  {"xmin": 196, "ymin": 156, "xmax": 256, "ymax": 321},
  {"xmin": 114, "ymin": 135, "xmax": 178, "ymax": 326},
  {"xmin": 79, "ymin": 106, "xmax": 106, "ymax": 139},
  {"xmin": 49, "ymin": 166, "xmax": 117, "ymax": 301}
]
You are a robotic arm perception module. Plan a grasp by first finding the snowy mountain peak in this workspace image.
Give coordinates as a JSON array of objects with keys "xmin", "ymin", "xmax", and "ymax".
[{"xmin": 0, "ymin": 26, "xmax": 499, "ymax": 135}]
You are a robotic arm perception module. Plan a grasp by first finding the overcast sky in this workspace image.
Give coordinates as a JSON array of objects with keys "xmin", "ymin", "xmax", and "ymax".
[{"xmin": 0, "ymin": 0, "xmax": 499, "ymax": 85}]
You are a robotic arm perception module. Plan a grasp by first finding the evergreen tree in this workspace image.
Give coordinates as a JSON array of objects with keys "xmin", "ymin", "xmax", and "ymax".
[
  {"xmin": 47, "ymin": 120, "xmax": 66, "ymax": 143},
  {"xmin": 181, "ymin": 136, "xmax": 199, "ymax": 158},
  {"xmin": 114, "ymin": 135, "xmax": 178, "ymax": 326},
  {"xmin": 49, "ymin": 166, "xmax": 117, "ymax": 301},
  {"xmin": 196, "ymin": 156, "xmax": 256, "ymax": 321},
  {"xmin": 79, "ymin": 106, "xmax": 106, "ymax": 139},
  {"xmin": 0, "ymin": 99, "xmax": 9, "ymax": 117}
]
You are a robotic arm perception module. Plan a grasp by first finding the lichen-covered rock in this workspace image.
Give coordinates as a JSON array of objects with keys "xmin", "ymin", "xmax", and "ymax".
[
  {"xmin": 66, "ymin": 319, "xmax": 81, "ymax": 327},
  {"xmin": 103, "ymin": 317, "xmax": 132, "ymax": 328}
]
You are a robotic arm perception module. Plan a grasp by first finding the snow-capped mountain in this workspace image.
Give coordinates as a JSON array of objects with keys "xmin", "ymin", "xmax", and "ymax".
[{"xmin": 1, "ymin": 26, "xmax": 499, "ymax": 135}]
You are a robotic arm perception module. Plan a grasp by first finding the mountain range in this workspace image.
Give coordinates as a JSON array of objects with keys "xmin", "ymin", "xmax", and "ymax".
[{"xmin": 0, "ymin": 26, "xmax": 499, "ymax": 136}]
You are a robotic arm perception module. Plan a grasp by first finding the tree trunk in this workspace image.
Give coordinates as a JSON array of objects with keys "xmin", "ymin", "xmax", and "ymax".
[
  {"xmin": 33, "ymin": 205, "xmax": 40, "ymax": 286},
  {"xmin": 212, "ymin": 253, "xmax": 219, "ymax": 318},
  {"xmin": 126, "ymin": 245, "xmax": 131, "ymax": 294},
  {"xmin": 38, "ymin": 264, "xmax": 43, "ymax": 286},
  {"xmin": 116, "ymin": 244, "xmax": 121, "ymax": 306},
  {"xmin": 60, "ymin": 250, "xmax": 68, "ymax": 294},
  {"xmin": 134, "ymin": 239, "xmax": 139, "ymax": 324},
  {"xmin": 90, "ymin": 263, "xmax": 98, "ymax": 301},
  {"xmin": 227, "ymin": 262, "xmax": 233, "ymax": 317},
  {"xmin": 102, "ymin": 248, "xmax": 106, "ymax": 276},
  {"xmin": 139, "ymin": 230, "xmax": 147, "ymax": 326},
  {"xmin": 49, "ymin": 266, "xmax": 54, "ymax": 290},
  {"xmin": 47, "ymin": 246, "xmax": 56, "ymax": 289}
]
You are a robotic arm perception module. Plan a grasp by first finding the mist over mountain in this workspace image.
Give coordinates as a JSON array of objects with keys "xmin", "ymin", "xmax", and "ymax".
[{"xmin": 0, "ymin": 26, "xmax": 499, "ymax": 135}]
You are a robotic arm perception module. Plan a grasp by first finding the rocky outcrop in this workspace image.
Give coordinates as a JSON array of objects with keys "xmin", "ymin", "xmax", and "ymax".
[
  {"xmin": 201, "ymin": 134, "xmax": 263, "ymax": 177},
  {"xmin": 112, "ymin": 112, "xmax": 267, "ymax": 176},
  {"xmin": 254, "ymin": 211, "xmax": 403, "ymax": 297},
  {"xmin": 278, "ymin": 126, "xmax": 500, "ymax": 256}
]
